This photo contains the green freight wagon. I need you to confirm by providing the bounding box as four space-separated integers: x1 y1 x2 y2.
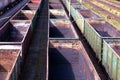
70 4 84 33
62 0 85 33
102 39 120 80
84 20 120 61
71 3 102 34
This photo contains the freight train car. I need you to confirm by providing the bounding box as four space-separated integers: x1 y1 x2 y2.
62 0 120 80
0 0 41 80
0 46 21 80
102 39 120 80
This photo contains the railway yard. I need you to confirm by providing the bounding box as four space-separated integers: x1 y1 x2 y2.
0 0 120 80
83 0 120 29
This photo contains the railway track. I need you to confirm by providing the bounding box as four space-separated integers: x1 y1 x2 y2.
83 0 120 28
106 0 120 8
95 0 120 14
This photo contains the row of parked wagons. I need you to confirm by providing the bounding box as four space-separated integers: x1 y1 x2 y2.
0 0 41 80
62 0 120 80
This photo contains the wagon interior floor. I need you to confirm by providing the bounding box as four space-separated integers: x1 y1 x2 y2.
49 40 98 80
0 49 19 80
49 19 78 38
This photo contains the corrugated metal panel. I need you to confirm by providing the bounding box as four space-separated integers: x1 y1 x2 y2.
70 6 76 20
63 1 85 33
107 49 112 76
117 60 120 80
102 42 108 70
65 0 70 12
71 5 84 33
102 39 120 80
112 54 117 80
84 21 102 60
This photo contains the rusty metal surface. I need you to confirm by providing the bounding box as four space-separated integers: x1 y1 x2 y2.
0 20 31 42
23 3 40 10
112 45 120 56
109 40 120 56
79 10 101 19
30 0 40 4
49 0 61 4
72 5 102 20
49 19 78 39
49 40 100 80
0 0 40 80
0 47 21 80
12 10 35 20
90 22 120 37
0 50 18 72
70 0 78 3
0 20 32 63
49 9 68 19
0 72 8 80
49 4 64 9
